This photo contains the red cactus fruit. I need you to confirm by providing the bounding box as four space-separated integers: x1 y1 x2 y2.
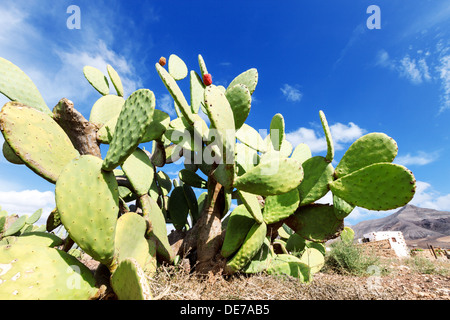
159 57 166 67
203 73 212 86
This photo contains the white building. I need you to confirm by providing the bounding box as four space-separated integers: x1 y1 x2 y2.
359 231 409 258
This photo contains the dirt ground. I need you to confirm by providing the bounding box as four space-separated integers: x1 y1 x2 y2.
148 258 450 300
80 253 449 300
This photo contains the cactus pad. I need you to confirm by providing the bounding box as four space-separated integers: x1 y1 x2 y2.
225 84 251 130
110 258 152 300
297 156 334 206
233 156 303 196
227 68 258 95
89 94 124 127
0 102 79 183
2 140 24 165
83 66 109 95
269 113 285 151
287 204 344 242
329 162 416 210
0 244 98 300
237 190 263 223
221 205 258 258
114 213 152 270
319 110 334 162
56 155 118 265
102 89 155 171
225 221 267 274
168 54 188 81
263 189 300 224
0 57 51 116
121 147 154 196
335 133 398 178
107 64 124 96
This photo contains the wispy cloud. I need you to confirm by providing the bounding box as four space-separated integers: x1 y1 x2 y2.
376 50 432 85
280 84 303 102
437 54 450 112
395 151 438 166
157 93 176 117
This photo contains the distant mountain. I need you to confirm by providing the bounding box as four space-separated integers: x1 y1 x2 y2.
351 205 450 248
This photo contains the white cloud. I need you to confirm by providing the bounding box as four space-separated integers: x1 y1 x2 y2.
0 189 55 225
395 151 438 166
286 127 326 153
280 84 303 102
286 122 366 153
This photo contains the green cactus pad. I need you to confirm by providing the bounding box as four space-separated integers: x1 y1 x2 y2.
110 258 152 300
114 213 151 270
332 194 355 219
168 54 188 81
3 215 27 237
286 233 306 252
297 156 334 206
56 155 118 265
25 209 42 225
227 68 258 95
335 133 398 178
155 62 196 125
183 184 199 222
190 70 205 114
107 64 124 96
237 190 263 223
287 204 344 242
0 102 80 183
263 189 300 225
0 244 98 300
0 57 51 116
89 94 124 127
225 84 251 130
2 140 24 165
225 221 267 274
236 123 267 153
269 113 285 151
235 143 259 176
290 143 312 164
329 163 416 211
83 65 109 95
204 84 236 161
299 248 324 274
221 205 256 258
178 169 207 189
168 186 190 230
102 89 155 171
242 237 274 274
1 232 63 247
233 156 303 196
141 195 174 263
198 54 209 78
121 147 154 196
98 109 169 144
319 110 334 162
266 254 311 282
340 226 355 244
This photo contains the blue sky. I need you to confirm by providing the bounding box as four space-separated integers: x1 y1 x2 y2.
0 0 449 225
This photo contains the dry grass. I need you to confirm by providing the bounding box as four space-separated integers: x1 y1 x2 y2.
146 257 450 300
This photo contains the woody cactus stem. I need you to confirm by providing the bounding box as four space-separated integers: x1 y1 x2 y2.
52 98 101 158
195 176 227 274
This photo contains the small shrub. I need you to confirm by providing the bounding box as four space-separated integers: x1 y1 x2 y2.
323 241 387 276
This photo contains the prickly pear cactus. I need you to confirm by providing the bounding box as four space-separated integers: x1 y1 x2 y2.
0 51 418 299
